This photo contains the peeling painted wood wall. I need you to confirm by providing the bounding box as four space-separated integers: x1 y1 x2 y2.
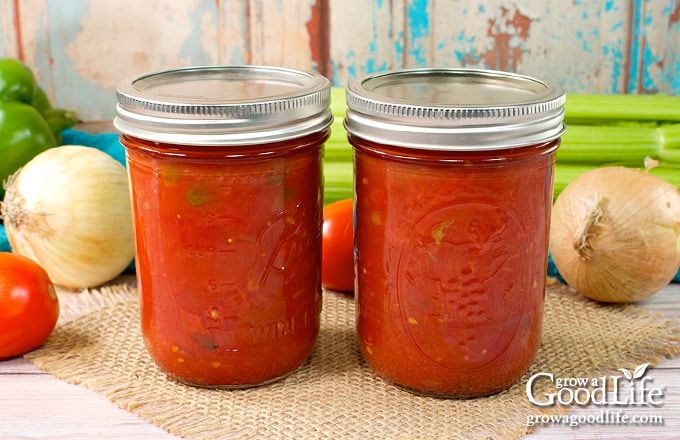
1 0 678 120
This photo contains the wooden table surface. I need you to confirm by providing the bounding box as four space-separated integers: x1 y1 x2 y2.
1 279 678 440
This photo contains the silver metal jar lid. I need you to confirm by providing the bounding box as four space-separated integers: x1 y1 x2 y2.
344 68 565 151
115 65 332 146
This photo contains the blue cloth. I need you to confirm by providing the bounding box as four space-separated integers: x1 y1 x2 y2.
0 226 7 253
0 129 678 282
547 253 565 283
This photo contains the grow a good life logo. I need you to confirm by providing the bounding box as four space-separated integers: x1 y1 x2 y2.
526 363 666 427
527 363 663 406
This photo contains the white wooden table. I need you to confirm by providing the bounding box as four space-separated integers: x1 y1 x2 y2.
1 278 678 440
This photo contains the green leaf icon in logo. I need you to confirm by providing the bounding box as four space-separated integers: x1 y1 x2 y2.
617 363 649 381
633 363 649 379
617 368 633 380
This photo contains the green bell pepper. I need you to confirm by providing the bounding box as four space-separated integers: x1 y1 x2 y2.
0 58 79 142
0 101 57 196
0 58 36 103
0 59 78 198
30 83 79 144
43 107 79 144
31 85 52 114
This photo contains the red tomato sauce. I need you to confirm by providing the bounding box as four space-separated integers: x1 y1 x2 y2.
122 131 327 387
352 136 558 397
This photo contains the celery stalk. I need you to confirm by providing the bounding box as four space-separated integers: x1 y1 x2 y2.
648 166 680 185
332 87 680 125
566 94 680 124
330 88 346 118
322 88 680 204
328 119 347 140
324 161 353 184
323 161 353 204
324 144 353 162
322 161 679 204
558 125 661 164
658 148 680 165
660 124 680 149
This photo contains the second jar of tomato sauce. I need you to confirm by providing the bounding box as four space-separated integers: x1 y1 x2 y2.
114 66 331 388
346 69 565 397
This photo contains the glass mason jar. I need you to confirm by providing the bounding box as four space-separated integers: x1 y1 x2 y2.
345 69 565 397
114 66 331 388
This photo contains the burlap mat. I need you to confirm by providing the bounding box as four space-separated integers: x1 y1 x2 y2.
24 283 680 440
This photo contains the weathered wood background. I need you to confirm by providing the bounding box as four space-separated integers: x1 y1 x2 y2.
0 0 678 120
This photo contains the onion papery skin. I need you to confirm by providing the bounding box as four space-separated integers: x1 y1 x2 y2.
550 167 680 303
2 146 134 289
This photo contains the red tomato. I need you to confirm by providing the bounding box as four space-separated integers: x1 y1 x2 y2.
0 253 59 359
322 198 355 292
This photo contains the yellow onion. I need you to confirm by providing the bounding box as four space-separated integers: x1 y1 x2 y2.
550 166 680 303
1 146 134 288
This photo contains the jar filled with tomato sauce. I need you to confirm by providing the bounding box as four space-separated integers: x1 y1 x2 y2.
345 69 565 397
114 66 331 388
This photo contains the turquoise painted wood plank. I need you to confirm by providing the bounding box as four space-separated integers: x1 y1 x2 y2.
50 0 222 120
596 0 631 93
404 0 432 67
660 0 680 95
17 0 54 104
0 1 18 59
638 0 680 94
214 0 250 65
393 0 406 69
665 1 680 94
329 0 403 86
430 0 632 94
248 0 319 71
627 0 645 93
1 0 679 121
517 0 631 94
331 0 643 94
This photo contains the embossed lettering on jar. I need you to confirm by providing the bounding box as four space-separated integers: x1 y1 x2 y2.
115 66 331 388
345 68 566 397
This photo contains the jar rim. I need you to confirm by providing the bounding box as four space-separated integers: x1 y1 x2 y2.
114 65 332 146
345 68 565 151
